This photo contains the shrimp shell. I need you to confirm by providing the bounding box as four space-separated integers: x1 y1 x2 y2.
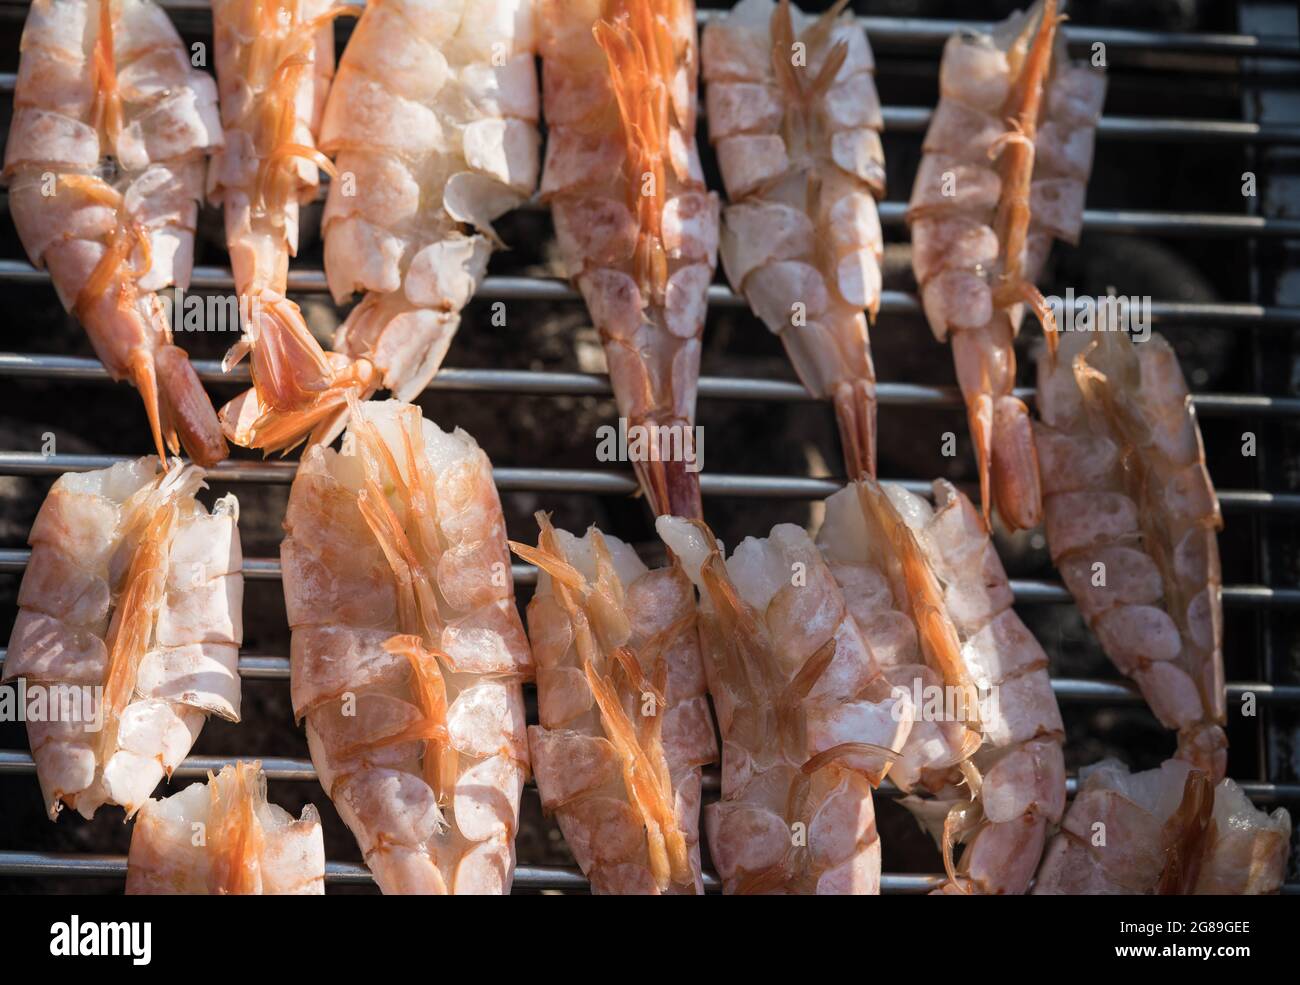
314 0 540 429
819 478 1065 894
210 0 379 453
907 0 1105 530
704 0 883 480
4 0 228 466
542 0 720 519
658 515 912 894
512 516 716 893
282 399 532 894
1032 759 1291 895
2 457 243 820
126 761 325 894
1035 328 1227 780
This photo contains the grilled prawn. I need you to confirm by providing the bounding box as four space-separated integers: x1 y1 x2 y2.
1035 328 1227 780
1033 759 1290 895
818 478 1065 894
658 515 912 894
4 0 227 466
2 457 242 819
511 516 716 893
704 0 884 479
282 399 532 894
299 0 540 444
126 761 325 894
542 0 719 519
210 0 374 453
907 0 1105 529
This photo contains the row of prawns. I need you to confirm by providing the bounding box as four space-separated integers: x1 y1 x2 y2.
1 0 1289 894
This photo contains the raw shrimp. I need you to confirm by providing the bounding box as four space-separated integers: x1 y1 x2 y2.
704 0 884 479
304 0 539 441
511 515 716 893
542 0 719 519
1035 328 1227 780
281 399 531 894
1033 758 1291 894
907 0 1106 529
1 457 242 820
210 0 376 453
658 515 912 894
126 761 325 894
818 478 1065 894
4 0 227 466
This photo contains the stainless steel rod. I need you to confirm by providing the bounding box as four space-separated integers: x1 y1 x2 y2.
3 261 1299 325
3 353 1299 417
0 454 1293 513
4 646 1294 701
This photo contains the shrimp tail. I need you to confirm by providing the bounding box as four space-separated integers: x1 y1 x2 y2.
634 448 703 521
833 378 877 480
131 346 229 469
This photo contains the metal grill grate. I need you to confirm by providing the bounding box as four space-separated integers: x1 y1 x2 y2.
0 0 1297 894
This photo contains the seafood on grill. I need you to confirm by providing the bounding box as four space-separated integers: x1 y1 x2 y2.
703 0 884 479
542 0 720 519
282 399 532 894
907 0 1106 529
818 478 1065 894
4 0 227 466
657 514 913 894
273 0 541 447
1035 327 1227 780
2 457 243 820
210 0 375 453
126 761 325 894
1033 758 1291 894
510 515 717 893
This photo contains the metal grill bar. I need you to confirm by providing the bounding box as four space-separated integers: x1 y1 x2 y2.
3 261 1300 326
0 1 1293 58
2 68 1297 146
3 353 1299 417
1 454 1295 513
0 546 1293 606
2 646 1294 701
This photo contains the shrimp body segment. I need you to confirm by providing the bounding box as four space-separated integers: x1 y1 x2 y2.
126 761 325 894
512 516 717 893
4 0 228 466
315 0 540 423
819 478 1065 894
703 0 884 479
658 515 912 894
542 0 720 519
1035 329 1227 780
2 457 243 820
907 0 1105 529
282 399 532 894
210 0 375 453
1033 759 1291 895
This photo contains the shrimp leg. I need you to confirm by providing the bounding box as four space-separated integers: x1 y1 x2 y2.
704 0 884 479
4 0 227 466
542 0 719 519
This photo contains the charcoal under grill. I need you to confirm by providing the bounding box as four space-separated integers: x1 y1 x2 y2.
0 0 1297 894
